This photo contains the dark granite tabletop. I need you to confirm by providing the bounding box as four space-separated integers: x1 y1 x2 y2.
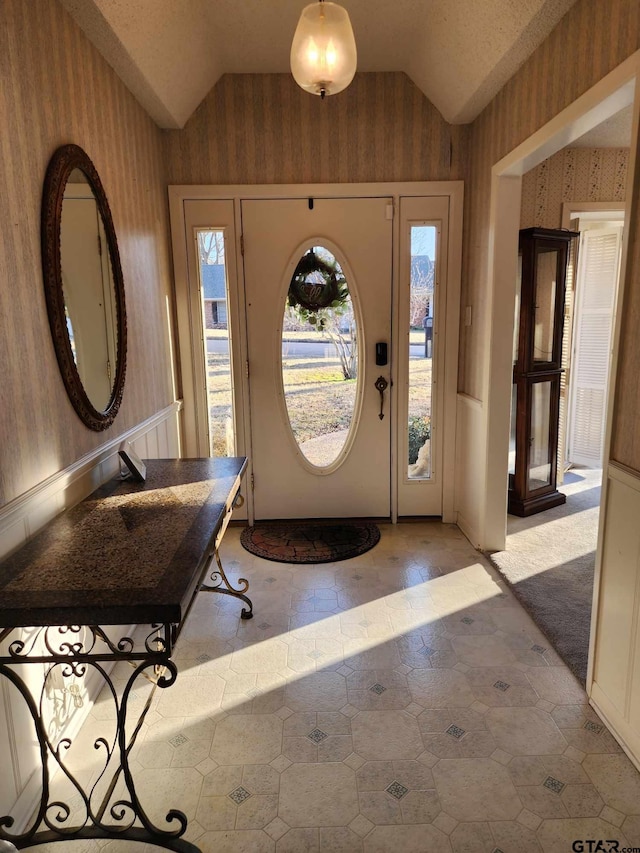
0 458 247 629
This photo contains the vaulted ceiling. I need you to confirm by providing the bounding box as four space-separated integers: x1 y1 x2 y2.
60 0 580 129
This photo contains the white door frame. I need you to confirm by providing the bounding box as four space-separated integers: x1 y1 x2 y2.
169 181 463 524
477 53 639 554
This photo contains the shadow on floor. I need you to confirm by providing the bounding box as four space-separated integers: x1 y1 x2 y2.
487 467 602 684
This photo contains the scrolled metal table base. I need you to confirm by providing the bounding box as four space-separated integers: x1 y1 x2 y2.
0 624 200 852
200 549 253 620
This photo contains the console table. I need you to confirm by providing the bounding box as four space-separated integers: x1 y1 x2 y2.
0 457 250 851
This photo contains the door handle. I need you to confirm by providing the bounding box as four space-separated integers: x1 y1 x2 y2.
375 376 389 420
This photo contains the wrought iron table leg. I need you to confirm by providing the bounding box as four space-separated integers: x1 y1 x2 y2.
199 550 253 619
0 625 201 852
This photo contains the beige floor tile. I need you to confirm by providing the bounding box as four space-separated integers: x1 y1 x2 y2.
536 817 630 851
466 666 540 707
622 814 640 841
451 634 519 667
358 789 403 824
351 710 423 759
433 758 522 821
525 667 588 705
583 753 640 815
560 783 605 817
449 821 495 852
319 826 364 851
132 766 203 823
211 714 283 765
408 668 476 708
363 824 453 852
155 675 225 718
278 763 359 827
489 820 543 851
284 671 348 711
485 707 567 755
508 755 589 787
230 639 289 674
198 829 275 853
276 827 319 852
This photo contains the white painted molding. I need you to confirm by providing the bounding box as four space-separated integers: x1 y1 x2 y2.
590 687 640 774
588 463 640 769
456 392 483 412
454 393 486 549
607 460 640 492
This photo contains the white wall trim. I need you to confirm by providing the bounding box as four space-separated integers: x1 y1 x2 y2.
607 460 640 492
456 392 483 412
561 202 626 228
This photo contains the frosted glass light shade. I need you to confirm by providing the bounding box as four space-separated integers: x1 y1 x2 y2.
290 2 357 98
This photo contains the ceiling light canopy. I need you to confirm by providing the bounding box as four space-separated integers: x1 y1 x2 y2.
290 1 357 99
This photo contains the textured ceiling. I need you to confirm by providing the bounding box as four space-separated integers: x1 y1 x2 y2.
571 104 633 148
60 0 580 129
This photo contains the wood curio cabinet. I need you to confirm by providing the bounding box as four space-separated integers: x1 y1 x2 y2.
508 227 578 517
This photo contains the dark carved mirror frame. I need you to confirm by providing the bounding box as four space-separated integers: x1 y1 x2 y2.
41 144 127 431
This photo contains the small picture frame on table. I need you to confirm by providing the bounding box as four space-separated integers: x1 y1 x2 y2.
118 442 147 482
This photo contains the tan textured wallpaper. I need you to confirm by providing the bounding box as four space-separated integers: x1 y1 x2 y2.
521 147 629 229
463 0 640 473
165 72 468 186
0 0 173 506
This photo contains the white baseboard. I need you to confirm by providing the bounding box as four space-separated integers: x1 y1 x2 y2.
590 686 640 774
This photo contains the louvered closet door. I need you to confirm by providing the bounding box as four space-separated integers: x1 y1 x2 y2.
568 226 622 467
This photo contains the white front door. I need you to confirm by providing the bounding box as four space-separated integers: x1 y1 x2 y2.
242 197 393 519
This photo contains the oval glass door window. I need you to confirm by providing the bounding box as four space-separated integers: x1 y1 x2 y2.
282 247 359 468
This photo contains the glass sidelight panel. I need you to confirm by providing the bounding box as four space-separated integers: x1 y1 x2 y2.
281 246 358 468
196 230 236 457
407 225 436 479
529 380 552 490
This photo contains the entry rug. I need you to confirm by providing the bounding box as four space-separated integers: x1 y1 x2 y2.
240 521 380 564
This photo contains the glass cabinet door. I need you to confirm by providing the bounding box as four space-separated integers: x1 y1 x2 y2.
528 379 553 491
533 247 559 364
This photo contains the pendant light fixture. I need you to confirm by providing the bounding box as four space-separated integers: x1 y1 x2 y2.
290 1 357 99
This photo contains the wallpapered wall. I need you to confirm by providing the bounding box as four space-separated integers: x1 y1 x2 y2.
464 0 640 472
0 0 173 507
521 147 629 229
164 72 468 186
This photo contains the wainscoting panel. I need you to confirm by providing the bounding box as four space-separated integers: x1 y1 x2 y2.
590 462 640 769
454 393 486 548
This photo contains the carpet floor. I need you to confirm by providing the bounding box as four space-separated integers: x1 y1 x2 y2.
486 467 601 685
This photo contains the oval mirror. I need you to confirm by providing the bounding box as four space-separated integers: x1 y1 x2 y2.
41 144 127 430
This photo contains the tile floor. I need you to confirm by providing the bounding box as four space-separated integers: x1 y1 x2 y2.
30 522 640 851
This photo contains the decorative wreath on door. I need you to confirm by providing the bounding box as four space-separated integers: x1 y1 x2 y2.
288 249 343 311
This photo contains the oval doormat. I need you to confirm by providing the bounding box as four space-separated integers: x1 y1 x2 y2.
240 521 380 564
